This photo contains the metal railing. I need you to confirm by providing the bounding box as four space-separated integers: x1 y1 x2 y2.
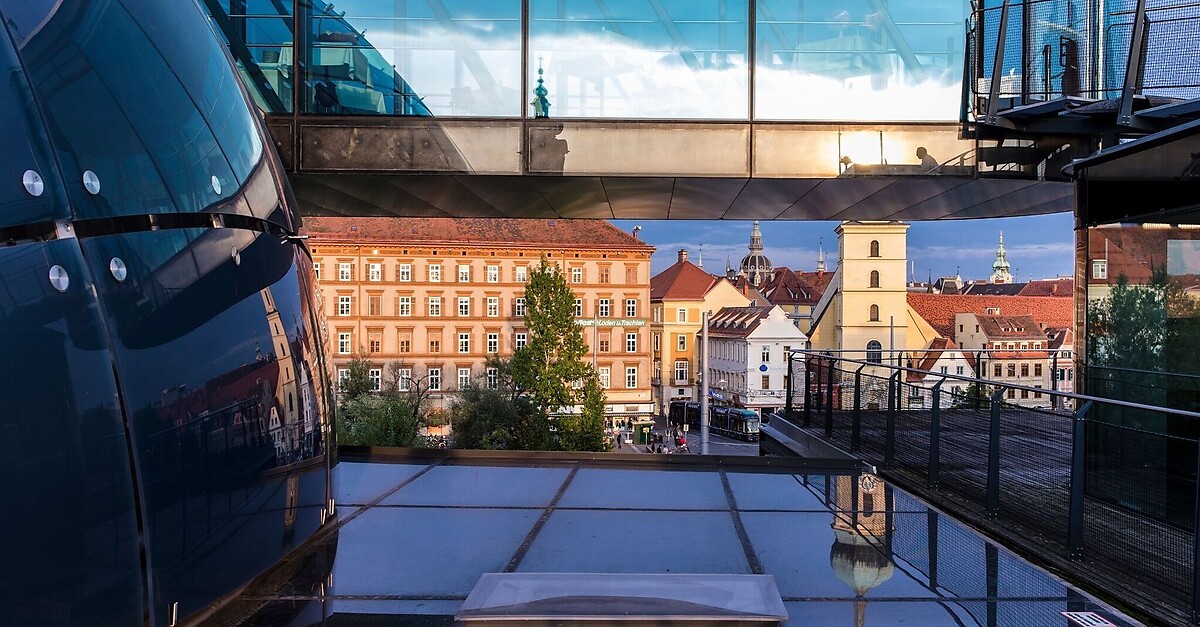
780 348 1200 624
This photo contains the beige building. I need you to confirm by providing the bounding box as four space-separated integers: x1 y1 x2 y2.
304 217 655 426
649 250 754 414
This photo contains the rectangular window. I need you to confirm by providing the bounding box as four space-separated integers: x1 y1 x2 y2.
625 267 637 283
761 345 770 362
677 308 687 322
761 374 770 389
397 296 412 317
368 331 382 354
1020 363 1029 377
487 297 500 317
515 266 527 283
598 299 610 317
1034 386 1043 398
338 262 351 281
1092 259 1108 280
1034 363 1043 377
653 307 662 323
486 367 498 389
313 261 321 279
429 336 442 353
429 264 441 282
398 263 412 282
674 360 688 382
368 368 382 391
599 333 610 352
458 296 470 317
956 365 964 375
626 332 637 353
368 262 381 282
940 366 948 374
458 332 470 353
337 368 349 385
514 297 526 317
458 367 471 389
368 295 381 316
653 333 661 353
574 299 583 316
626 299 637 317
487 332 499 354
428 297 442 317
428 368 441 391
458 265 470 283
1007 364 1016 377
514 332 527 349
994 364 1002 377
397 368 412 391
625 366 637 389
338 295 352 316
599 367 610 389
599 267 610 284
398 332 412 353
337 332 351 354
571 267 583 283
486 265 499 283
1007 388 1016 399
1020 388 1029 399
677 335 687 352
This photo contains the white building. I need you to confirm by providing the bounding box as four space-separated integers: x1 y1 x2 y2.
703 306 809 416
903 338 976 408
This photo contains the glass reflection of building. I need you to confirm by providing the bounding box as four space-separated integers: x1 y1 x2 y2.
0 1 333 626
830 474 895 627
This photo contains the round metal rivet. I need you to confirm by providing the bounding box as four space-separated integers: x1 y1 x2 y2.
109 257 128 282
49 265 69 292
82 170 101 195
22 170 44 196
211 175 222 195
232 246 241 266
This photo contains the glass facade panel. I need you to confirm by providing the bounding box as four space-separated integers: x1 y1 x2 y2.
306 0 520 116
201 0 296 113
529 0 749 119
756 0 966 120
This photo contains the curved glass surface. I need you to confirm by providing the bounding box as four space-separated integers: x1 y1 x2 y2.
529 0 749 119
0 239 144 627
82 227 328 622
4 0 274 223
756 0 966 121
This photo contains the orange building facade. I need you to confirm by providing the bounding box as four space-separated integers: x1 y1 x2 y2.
304 217 655 426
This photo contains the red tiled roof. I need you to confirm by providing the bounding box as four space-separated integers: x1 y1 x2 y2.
651 259 719 301
705 306 775 338
758 267 831 306
977 314 1044 340
907 293 1074 338
303 217 652 250
906 337 961 382
1018 278 1074 297
1085 225 1200 286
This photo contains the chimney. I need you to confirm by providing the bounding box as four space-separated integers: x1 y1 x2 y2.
678 249 689 263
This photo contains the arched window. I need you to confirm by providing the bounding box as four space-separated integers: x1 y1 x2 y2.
869 304 879 321
869 240 880 257
869 270 880 288
866 340 883 364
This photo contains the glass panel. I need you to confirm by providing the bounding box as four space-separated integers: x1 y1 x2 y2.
300 119 521 173
380 465 571 507
756 0 967 120
305 0 521 116
200 0 296 113
557 468 728 509
529 0 749 119
528 121 749 175
753 123 973 178
336 461 430 505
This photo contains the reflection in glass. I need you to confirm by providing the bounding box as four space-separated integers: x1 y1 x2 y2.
201 0 296 113
305 0 519 116
530 0 749 119
829 474 894 625
756 0 966 120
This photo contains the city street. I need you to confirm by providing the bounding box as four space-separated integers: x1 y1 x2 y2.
613 416 761 457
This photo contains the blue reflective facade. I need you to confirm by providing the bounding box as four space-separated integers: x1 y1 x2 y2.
0 1 334 625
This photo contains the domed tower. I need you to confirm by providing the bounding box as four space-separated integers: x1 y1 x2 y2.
830 474 895 627
739 221 774 286
990 231 1013 284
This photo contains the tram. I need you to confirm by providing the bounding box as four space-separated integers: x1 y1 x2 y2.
667 401 761 442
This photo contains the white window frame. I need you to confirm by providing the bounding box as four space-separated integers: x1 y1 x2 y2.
428 297 442 317
313 261 321 279
1092 259 1108 280
458 296 470 317
677 308 687 322
574 299 583 317
625 367 637 389
571 267 584 283
398 263 412 282
598 299 610 317
514 332 527 349
368 368 382 391
761 345 770 362
397 296 412 317
677 335 687 352
428 368 441 391
626 332 637 353
337 368 349 385
486 265 499 283
337 332 351 354
487 332 499 354
338 295 352 317
599 367 610 389
487 297 499 317
397 368 412 391
626 299 637 317
486 367 499 388
367 262 382 282
338 262 351 281
458 367 471 389
515 266 527 283
458 265 470 283
429 264 441 283
515 297 527 317
458 332 471 353
674 360 688 382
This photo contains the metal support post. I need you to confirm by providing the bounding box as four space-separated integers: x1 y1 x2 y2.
824 357 835 437
885 371 899 467
700 311 710 455
985 0 1012 124
1192 436 1200 621
986 387 1007 517
975 351 984 412
1051 352 1059 411
852 364 865 451
1067 401 1093 559
784 352 794 417
1117 0 1149 127
803 357 812 427
929 378 945 489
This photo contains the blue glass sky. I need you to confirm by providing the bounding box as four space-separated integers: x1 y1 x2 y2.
614 212 1076 283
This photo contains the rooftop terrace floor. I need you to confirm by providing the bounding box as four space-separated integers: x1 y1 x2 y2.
202 452 1140 626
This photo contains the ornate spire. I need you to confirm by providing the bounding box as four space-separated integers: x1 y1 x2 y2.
816 236 826 273
990 231 1013 284
749 220 764 252
697 243 704 269
531 56 550 118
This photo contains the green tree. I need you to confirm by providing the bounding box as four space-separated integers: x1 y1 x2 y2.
337 394 420 447
1087 270 1169 373
562 374 608 451
449 378 550 451
339 350 374 401
511 258 593 415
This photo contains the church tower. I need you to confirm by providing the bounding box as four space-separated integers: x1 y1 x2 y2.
989 231 1013 284
738 221 774 287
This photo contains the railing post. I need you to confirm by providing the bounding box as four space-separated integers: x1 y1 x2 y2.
852 364 865 451
1192 434 1200 622
1067 401 1093 559
803 357 812 427
1117 0 1149 127
930 378 946 489
825 358 835 437
975 351 984 412
985 0 1012 125
1051 352 1059 411
784 352 795 418
885 371 899 467
986 387 1007 517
